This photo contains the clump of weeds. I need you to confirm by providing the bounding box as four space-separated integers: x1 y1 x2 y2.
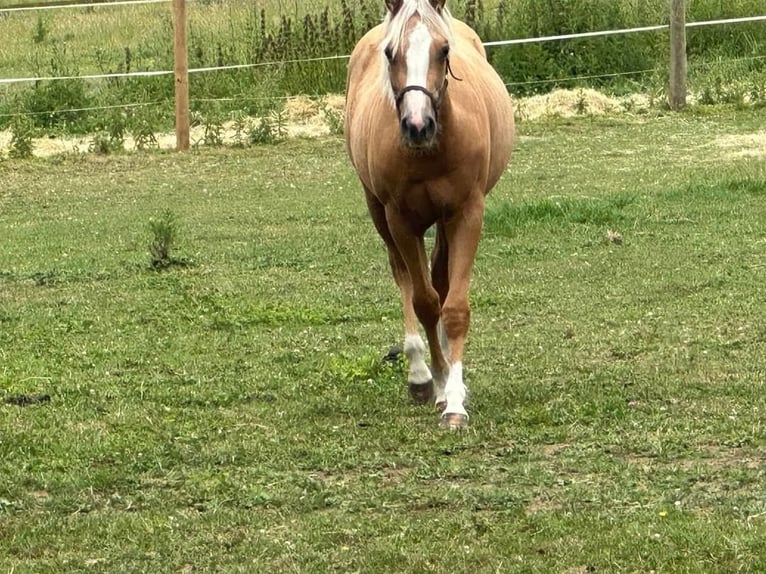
148 210 191 270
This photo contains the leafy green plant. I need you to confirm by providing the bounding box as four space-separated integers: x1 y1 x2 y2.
270 108 287 140
249 116 277 145
88 132 112 155
248 109 287 145
322 104 344 136
201 114 225 147
32 15 48 44
8 115 35 159
88 128 124 155
21 79 91 131
575 90 589 115
131 119 159 151
106 110 127 147
230 110 251 147
148 210 181 270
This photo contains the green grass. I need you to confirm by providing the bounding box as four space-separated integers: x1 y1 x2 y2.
2 108 766 572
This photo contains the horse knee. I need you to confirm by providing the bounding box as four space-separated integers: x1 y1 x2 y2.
441 302 470 339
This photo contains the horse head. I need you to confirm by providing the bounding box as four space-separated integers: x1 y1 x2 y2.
382 0 457 149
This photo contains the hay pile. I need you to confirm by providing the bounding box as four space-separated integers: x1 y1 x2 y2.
283 94 345 138
515 89 652 121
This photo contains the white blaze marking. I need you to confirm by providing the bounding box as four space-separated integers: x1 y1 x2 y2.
403 21 432 128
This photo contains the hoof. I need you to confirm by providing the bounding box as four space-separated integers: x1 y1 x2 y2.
435 400 447 413
408 381 434 405
440 412 469 431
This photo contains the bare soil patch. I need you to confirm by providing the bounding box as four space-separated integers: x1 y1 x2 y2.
713 131 766 159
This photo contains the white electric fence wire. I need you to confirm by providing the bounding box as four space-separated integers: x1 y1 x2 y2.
0 15 764 85
0 55 352 85
0 0 169 13
483 15 766 47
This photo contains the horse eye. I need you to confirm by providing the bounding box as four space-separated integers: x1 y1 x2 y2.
384 46 394 62
440 45 450 60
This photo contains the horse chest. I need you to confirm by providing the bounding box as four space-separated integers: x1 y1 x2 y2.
377 176 466 229
377 152 474 201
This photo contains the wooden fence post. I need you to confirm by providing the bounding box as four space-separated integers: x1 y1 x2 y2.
669 0 687 110
173 0 190 150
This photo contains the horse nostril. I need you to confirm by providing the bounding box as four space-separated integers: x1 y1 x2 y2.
424 116 436 137
401 117 421 140
400 114 436 144
411 123 423 140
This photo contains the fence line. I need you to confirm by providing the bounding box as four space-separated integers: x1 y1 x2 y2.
686 15 766 28
0 55 353 85
505 68 658 88
483 14 766 47
483 25 666 47
1 49 762 121
0 100 163 118
1 13 764 86
0 0 168 13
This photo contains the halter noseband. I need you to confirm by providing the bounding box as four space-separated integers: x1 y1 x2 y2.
393 58 462 119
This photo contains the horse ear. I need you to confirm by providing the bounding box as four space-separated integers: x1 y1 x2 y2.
385 0 403 15
430 0 447 12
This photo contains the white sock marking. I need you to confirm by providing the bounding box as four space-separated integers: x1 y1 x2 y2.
404 334 431 385
443 361 467 417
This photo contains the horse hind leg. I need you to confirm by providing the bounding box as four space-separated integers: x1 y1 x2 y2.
365 190 434 404
431 222 451 412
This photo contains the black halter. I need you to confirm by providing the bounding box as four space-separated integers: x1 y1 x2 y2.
393 58 462 120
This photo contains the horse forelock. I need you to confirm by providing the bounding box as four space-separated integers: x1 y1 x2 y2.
379 0 454 105
381 0 453 54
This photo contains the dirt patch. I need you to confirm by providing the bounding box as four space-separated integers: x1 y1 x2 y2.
525 493 564 514
313 465 413 487
618 446 765 472
541 443 570 457
4 394 51 407
712 132 766 159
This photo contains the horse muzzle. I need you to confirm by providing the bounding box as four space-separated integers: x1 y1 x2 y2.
400 113 437 148
396 85 442 148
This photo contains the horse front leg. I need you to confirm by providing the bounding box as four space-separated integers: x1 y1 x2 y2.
365 190 434 403
384 206 451 416
438 196 485 430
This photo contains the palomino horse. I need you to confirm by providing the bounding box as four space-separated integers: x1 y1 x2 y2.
344 0 514 429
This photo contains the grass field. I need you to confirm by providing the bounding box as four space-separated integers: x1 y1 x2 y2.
2 107 766 572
